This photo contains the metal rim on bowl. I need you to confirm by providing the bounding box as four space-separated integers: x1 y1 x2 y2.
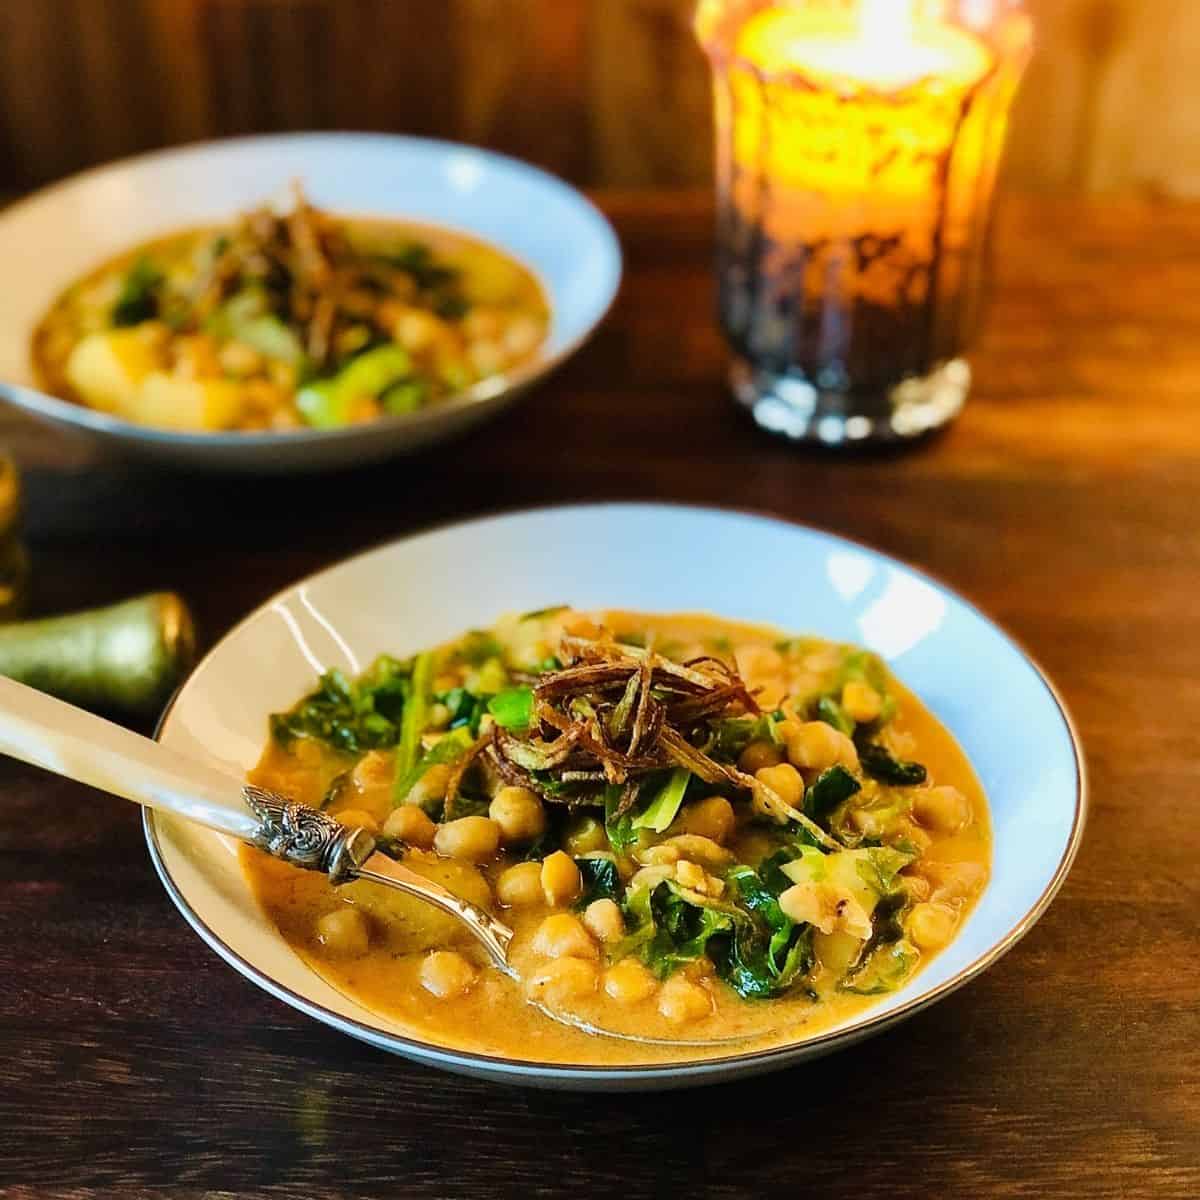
145 502 1087 1085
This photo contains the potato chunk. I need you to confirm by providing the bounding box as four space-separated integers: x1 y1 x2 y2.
65 328 162 414
133 372 244 431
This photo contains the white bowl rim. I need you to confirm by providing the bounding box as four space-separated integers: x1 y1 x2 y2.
0 131 622 447
144 501 1087 1082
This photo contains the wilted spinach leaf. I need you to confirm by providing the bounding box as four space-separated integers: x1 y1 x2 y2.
816 695 855 736
858 742 928 786
804 765 861 820
112 257 164 326
604 783 639 854
270 660 410 754
574 857 622 908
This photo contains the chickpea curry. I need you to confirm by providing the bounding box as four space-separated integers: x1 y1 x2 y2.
33 186 548 433
244 609 990 1064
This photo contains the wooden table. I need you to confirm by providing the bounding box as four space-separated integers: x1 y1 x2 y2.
0 193 1196 1199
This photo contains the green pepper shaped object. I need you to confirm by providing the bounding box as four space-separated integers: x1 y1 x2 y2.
0 592 196 718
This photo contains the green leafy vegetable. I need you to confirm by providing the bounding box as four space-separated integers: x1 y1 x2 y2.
721 923 814 1000
456 631 503 667
392 726 473 809
112 257 164 326
709 713 781 761
855 846 917 896
816 695 855 736
858 742 928 786
619 883 734 978
604 783 639 854
835 649 891 695
840 939 918 995
269 659 410 754
631 768 691 833
394 651 434 790
437 687 487 734
804 765 862 820
620 874 816 1001
574 857 622 908
487 687 534 732
381 377 429 414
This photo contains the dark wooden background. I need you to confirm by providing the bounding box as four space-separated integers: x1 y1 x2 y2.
0 190 1196 1197
2 0 1199 196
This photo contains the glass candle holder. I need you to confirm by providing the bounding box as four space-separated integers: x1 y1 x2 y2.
696 0 1033 444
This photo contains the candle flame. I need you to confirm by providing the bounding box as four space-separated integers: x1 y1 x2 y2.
858 0 915 47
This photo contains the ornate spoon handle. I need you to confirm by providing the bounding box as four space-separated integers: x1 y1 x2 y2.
0 676 514 966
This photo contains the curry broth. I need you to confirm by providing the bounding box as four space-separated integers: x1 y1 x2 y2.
33 205 549 432
242 611 990 1065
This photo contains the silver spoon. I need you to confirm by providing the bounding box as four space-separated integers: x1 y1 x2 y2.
0 676 755 1049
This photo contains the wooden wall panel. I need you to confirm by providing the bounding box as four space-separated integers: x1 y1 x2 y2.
0 0 1194 195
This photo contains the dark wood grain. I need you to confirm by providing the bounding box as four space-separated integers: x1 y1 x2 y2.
0 192 1198 1199
1 0 1199 196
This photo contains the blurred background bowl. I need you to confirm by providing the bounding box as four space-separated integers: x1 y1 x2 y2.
0 133 621 472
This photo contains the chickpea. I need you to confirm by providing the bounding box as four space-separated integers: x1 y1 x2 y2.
315 907 370 957
382 805 436 848
267 359 297 392
681 956 715 981
784 721 859 773
673 795 736 844
392 308 444 354
540 850 582 906
901 872 932 903
604 959 658 1004
292 738 324 768
419 950 478 999
582 899 624 944
488 786 547 844
738 739 784 774
897 820 933 853
563 815 609 856
755 762 805 809
426 702 452 730
912 786 970 834
405 762 453 811
532 912 598 960
463 308 505 340
924 861 988 904
909 902 958 951
332 808 380 835
503 314 543 359
433 816 502 863
841 680 883 723
496 861 544 907
468 338 506 377
351 749 394 796
218 339 263 377
657 975 713 1025
526 957 598 1007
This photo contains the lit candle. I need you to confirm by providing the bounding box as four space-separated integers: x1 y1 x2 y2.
696 0 1032 443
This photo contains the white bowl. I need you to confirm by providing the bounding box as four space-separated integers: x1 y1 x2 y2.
147 504 1085 1089
0 134 621 472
